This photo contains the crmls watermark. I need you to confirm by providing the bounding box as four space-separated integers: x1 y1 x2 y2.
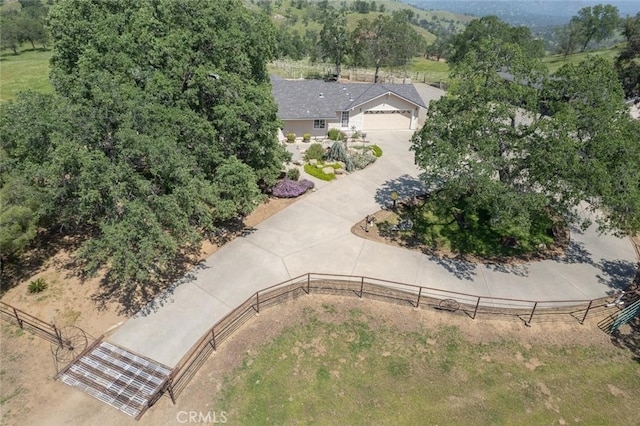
176 411 228 424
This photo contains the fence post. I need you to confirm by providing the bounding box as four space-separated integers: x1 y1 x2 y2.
416 287 422 309
580 300 593 325
256 292 260 314
210 329 217 351
52 323 64 347
13 307 23 328
307 273 310 294
472 296 481 320
167 385 176 404
359 277 364 298
526 302 537 326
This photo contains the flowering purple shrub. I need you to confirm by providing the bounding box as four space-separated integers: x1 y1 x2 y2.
272 179 315 198
299 179 314 190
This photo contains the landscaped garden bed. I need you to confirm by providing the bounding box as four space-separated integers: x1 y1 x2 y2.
352 195 569 264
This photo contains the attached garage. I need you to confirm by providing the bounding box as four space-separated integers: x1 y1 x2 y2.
363 109 413 130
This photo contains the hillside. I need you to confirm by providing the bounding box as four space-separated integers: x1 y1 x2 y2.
405 1 640 29
244 0 474 44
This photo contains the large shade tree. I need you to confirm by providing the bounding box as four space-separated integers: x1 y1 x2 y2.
448 16 544 66
0 0 289 301
319 8 350 80
351 11 423 83
570 3 620 52
411 29 640 245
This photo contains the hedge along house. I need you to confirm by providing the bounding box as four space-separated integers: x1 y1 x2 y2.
271 76 427 139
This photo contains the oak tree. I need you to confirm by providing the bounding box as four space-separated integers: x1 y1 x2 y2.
0 0 289 299
411 32 640 244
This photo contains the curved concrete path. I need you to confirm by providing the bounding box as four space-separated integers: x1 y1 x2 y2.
110 128 637 368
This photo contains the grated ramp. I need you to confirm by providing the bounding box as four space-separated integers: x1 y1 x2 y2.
58 341 172 418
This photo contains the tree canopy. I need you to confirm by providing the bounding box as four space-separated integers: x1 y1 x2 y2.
616 12 640 99
448 16 544 66
0 0 289 301
319 8 350 80
411 30 640 244
0 0 49 53
570 3 620 52
352 11 423 83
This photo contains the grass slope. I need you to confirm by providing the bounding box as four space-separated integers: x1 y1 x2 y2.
543 45 623 73
217 305 638 425
0 48 52 103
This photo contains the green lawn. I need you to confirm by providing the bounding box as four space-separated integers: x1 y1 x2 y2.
543 45 624 74
407 56 451 84
216 304 638 425
0 48 53 103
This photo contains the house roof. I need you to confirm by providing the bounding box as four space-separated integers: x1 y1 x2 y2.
270 76 427 120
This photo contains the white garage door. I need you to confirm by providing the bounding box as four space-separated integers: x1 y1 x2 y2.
363 110 412 130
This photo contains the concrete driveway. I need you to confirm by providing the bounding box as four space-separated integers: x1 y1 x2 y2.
110 129 637 368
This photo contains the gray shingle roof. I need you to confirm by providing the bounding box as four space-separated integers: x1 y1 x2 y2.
270 76 427 120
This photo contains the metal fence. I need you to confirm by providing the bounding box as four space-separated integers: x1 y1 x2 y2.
164 272 620 402
0 301 64 346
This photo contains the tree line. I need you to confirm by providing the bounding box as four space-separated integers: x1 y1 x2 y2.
0 0 49 54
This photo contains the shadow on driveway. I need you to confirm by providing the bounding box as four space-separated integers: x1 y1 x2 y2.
375 174 426 208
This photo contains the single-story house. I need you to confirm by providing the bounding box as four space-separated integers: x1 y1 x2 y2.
271 76 427 139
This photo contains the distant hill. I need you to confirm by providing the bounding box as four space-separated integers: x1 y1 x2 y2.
243 0 474 43
404 1 640 29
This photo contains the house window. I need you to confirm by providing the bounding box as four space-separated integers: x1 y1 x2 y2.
341 111 349 128
313 119 326 129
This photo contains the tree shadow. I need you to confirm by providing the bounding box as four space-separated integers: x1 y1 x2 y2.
135 262 210 317
610 314 640 363
90 216 255 316
424 253 477 281
374 174 426 209
484 262 529 277
0 228 88 296
596 260 639 291
554 240 595 265
89 253 206 317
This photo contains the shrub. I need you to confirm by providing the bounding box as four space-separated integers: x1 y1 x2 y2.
299 179 315 190
327 128 345 141
286 132 295 142
302 133 311 142
327 141 354 172
352 151 377 170
370 144 383 157
286 168 300 181
28 278 48 294
272 179 315 198
304 164 335 181
304 143 325 161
